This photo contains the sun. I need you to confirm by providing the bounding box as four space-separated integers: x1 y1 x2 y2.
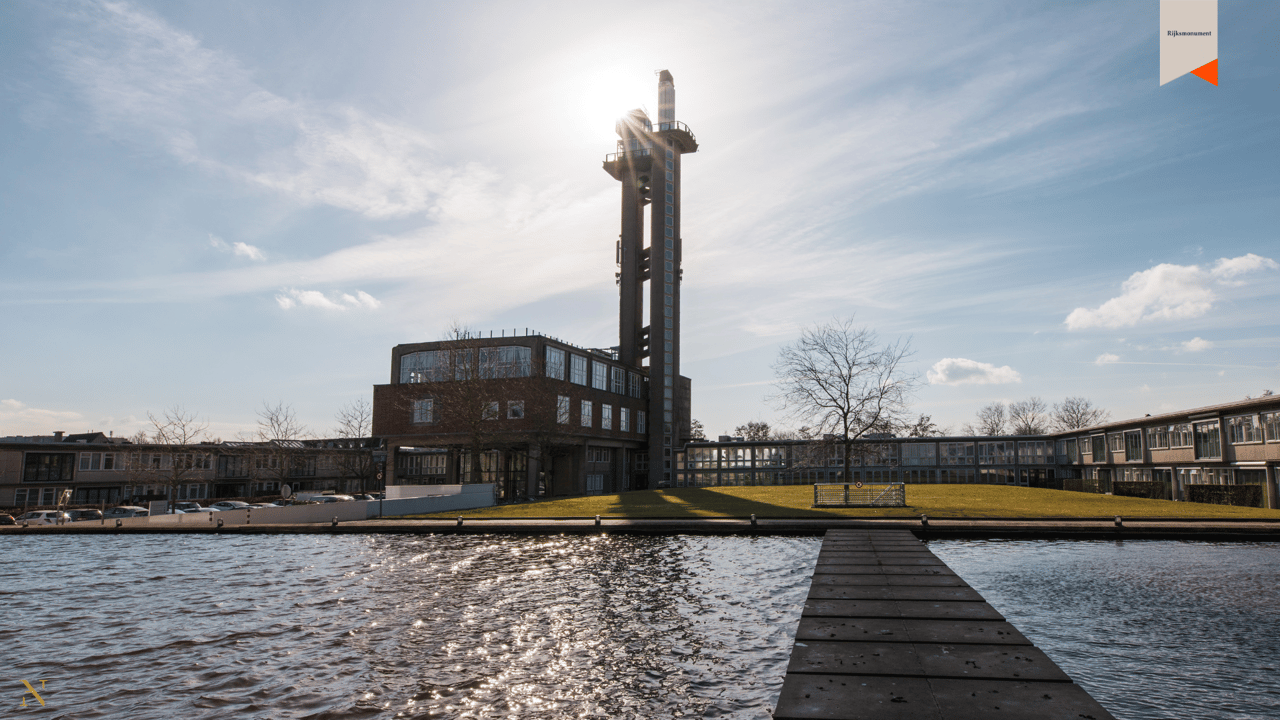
556 63 660 145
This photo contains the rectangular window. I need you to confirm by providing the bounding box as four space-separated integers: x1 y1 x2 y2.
484 401 500 420
1091 435 1107 460
611 367 626 394
1194 421 1221 459
638 410 646 435
1079 438 1091 456
620 407 631 432
602 404 613 430
570 355 588 385
1146 426 1168 449
629 372 642 398
581 400 593 427
1108 433 1124 453
901 443 936 466
545 346 566 380
592 361 608 390
22 453 74 483
1066 439 1079 463
1170 423 1193 448
557 396 570 424
507 401 525 420
938 443 974 466
1017 440 1049 464
1124 432 1142 462
977 442 1014 465
411 398 434 424
400 350 450 383
1264 412 1280 442
1227 415 1262 444
479 346 532 379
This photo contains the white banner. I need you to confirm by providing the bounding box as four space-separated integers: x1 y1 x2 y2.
1160 1 1217 86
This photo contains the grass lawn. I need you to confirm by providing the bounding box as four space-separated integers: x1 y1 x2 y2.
407 485 1280 520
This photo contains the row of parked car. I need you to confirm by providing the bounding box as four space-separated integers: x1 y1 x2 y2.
1 494 380 525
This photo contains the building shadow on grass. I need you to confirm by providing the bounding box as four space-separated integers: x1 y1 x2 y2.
606 487 853 518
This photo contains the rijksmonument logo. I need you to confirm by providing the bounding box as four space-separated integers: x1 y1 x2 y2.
1161 0 1218 86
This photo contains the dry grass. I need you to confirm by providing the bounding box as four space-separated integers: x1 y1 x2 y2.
408 485 1280 520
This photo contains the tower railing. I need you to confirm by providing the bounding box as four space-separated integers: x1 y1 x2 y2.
655 121 695 141
603 148 653 163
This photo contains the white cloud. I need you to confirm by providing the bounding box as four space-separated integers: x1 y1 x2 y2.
1095 353 1120 365
1181 337 1213 352
0 398 86 435
232 242 265 261
927 358 1022 386
54 1 463 219
1065 254 1278 330
210 234 265 261
275 288 380 311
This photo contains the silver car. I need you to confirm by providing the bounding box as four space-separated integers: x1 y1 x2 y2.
17 510 72 525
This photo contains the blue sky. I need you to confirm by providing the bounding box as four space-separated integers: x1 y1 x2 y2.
2 0 1277 440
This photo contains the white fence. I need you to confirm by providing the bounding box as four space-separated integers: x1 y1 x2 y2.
813 482 907 508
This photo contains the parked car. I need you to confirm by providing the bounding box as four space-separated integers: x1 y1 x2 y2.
67 509 104 522
352 494 376 502
103 506 149 518
311 495 355 503
174 502 206 513
17 510 72 525
0 513 14 525
209 501 250 512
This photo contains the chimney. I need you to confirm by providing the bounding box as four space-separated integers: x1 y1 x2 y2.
53 431 65 440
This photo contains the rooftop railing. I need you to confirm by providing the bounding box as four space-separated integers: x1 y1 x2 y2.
603 148 652 163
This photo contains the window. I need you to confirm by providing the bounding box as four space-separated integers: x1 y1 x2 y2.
620 407 630 433
484 401 500 420
1263 412 1280 442
479 346 532 379
601 404 613 430
570 355 588 385
592 361 608 390
557 396 570 424
1227 415 1262 444
590 448 612 463
1193 421 1221 459
79 452 118 471
1169 424 1192 448
611 367 626 394
977 442 1014 465
1018 441 1050 464
545 346 566 380
629 373 642 398
581 400 592 427
1107 433 1124 453
1079 438 1091 456
1091 435 1107 460
1146 426 1168 449
412 398 434 424
939 443 974 466
1124 432 1142 462
901 443 935 466
507 401 525 420
638 411 646 434
400 350 450 383
22 453 74 483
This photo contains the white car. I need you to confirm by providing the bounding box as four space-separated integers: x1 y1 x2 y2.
16 510 72 525
311 495 355 503
103 506 149 518
209 501 250 512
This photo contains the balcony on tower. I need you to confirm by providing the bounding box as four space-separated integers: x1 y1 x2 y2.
654 120 698 154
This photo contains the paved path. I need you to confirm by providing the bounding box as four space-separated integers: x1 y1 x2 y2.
772 528 1116 720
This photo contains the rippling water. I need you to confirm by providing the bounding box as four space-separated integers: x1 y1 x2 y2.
931 539 1280 720
1 534 819 719
5 536 1280 719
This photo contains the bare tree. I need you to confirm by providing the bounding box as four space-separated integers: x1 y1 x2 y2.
255 401 310 491
733 421 772 441
1051 397 1111 431
334 397 373 438
964 402 1008 436
905 414 945 437
1008 397 1051 435
772 317 918 474
123 406 211 510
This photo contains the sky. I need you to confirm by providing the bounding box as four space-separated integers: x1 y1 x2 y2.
2 0 1277 441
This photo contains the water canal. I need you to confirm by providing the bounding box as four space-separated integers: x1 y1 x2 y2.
3 535 1278 719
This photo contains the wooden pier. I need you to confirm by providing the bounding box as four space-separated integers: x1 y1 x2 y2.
773 529 1116 719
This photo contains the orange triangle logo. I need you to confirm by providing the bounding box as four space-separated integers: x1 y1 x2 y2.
1191 59 1218 85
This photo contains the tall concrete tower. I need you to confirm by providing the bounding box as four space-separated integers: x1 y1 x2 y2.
603 70 697 489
